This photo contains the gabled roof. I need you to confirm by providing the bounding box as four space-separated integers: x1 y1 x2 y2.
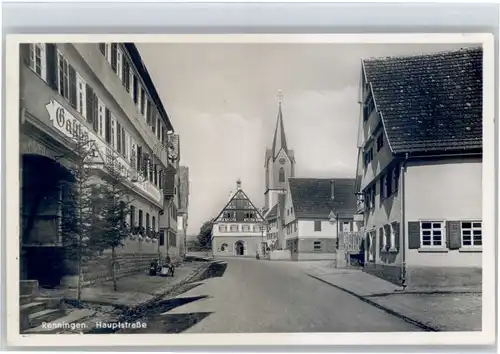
288 178 357 219
213 189 265 223
362 47 483 154
265 203 279 219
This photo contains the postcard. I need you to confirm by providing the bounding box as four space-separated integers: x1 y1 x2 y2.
5 33 496 347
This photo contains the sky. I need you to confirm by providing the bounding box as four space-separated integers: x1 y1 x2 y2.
136 42 467 236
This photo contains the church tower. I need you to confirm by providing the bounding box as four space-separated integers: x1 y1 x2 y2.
264 91 295 212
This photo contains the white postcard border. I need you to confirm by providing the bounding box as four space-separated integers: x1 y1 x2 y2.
5 33 496 347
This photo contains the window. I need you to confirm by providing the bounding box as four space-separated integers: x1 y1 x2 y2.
110 43 118 72
122 58 130 92
221 243 228 252
379 175 387 201
136 146 142 173
313 241 322 251
380 227 385 249
140 88 146 116
138 209 143 228
169 232 177 247
130 205 136 227
420 221 444 247
152 216 156 232
132 75 139 104
461 221 482 247
99 43 106 56
76 74 87 117
156 118 161 140
364 147 374 166
390 223 397 250
110 115 116 149
343 221 350 232
376 133 384 152
105 108 111 143
153 163 158 186
314 220 322 232
242 225 250 232
394 163 400 191
279 167 285 183
230 225 238 232
159 230 165 246
98 99 105 138
85 84 96 125
146 213 150 231
57 52 70 100
116 48 123 81
385 168 393 197
219 224 227 232
29 43 46 79
122 127 127 158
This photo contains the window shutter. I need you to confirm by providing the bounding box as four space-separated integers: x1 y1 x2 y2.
384 224 391 249
92 92 99 132
68 65 77 108
393 222 400 250
408 221 421 249
85 84 94 124
45 43 58 89
378 228 384 252
446 221 461 250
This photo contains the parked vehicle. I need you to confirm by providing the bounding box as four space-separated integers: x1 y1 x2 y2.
149 259 161 276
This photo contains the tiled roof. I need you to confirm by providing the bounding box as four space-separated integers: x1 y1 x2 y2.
289 178 357 219
363 47 483 153
266 204 279 219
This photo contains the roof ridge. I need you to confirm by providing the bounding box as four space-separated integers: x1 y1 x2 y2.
362 46 482 63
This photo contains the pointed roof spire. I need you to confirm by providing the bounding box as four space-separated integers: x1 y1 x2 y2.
272 90 288 158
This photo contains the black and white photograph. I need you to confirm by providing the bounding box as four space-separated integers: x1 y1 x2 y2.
5 33 495 347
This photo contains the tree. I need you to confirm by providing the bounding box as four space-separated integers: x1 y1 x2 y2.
97 149 135 291
60 134 106 305
196 220 213 250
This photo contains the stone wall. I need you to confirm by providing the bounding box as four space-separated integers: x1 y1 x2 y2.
268 250 291 261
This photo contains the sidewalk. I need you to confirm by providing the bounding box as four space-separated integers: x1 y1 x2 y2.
27 261 210 334
303 263 482 331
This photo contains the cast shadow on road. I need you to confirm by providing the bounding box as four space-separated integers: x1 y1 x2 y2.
150 295 210 315
198 261 228 281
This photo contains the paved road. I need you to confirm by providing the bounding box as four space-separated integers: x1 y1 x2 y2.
121 258 423 333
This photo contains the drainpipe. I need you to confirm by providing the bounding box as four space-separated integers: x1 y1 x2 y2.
400 152 409 289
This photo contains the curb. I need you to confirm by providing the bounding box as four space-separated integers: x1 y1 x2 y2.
307 274 438 332
117 262 211 322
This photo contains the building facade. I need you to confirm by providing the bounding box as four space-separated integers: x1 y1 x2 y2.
283 178 358 261
212 180 266 257
20 42 175 287
159 134 180 260
355 47 483 289
177 166 190 258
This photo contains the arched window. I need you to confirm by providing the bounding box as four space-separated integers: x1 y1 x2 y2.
279 167 285 182
221 243 228 252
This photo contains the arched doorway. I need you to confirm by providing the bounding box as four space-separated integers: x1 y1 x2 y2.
235 241 245 256
21 154 75 287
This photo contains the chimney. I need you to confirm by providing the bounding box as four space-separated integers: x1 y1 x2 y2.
236 178 242 190
330 180 335 200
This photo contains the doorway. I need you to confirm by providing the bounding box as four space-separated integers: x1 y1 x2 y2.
235 241 245 256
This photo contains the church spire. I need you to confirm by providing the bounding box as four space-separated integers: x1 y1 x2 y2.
271 90 288 158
